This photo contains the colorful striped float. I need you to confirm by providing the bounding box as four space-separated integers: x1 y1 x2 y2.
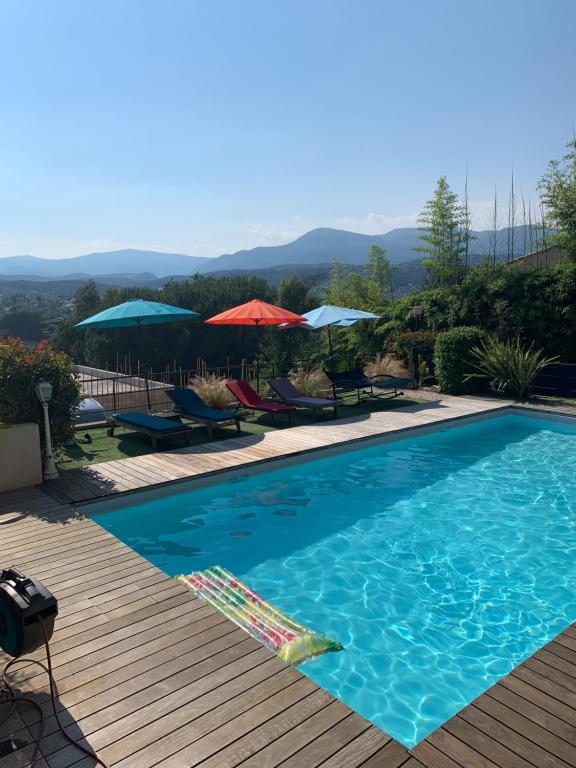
178 565 343 665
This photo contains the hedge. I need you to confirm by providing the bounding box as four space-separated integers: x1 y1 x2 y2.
434 327 488 395
0 337 82 451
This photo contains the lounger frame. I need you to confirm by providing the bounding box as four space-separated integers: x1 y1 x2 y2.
108 415 196 450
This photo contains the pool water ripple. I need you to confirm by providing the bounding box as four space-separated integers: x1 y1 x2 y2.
92 413 576 747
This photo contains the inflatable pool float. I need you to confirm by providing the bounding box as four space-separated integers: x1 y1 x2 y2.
178 565 343 665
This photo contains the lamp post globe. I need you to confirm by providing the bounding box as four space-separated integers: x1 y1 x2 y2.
35 379 59 481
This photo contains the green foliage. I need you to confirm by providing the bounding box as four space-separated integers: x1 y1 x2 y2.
412 354 433 389
276 275 319 316
73 279 101 321
0 337 82 450
539 139 576 259
414 176 472 287
434 327 488 395
387 329 438 387
383 263 576 363
0 306 44 340
465 338 558 400
323 257 391 359
388 329 438 367
367 246 396 301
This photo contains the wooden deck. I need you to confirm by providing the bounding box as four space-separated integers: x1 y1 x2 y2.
2 395 576 767
48 395 508 504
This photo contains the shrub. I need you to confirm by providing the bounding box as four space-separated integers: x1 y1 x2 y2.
434 327 488 395
465 338 558 400
190 374 235 410
0 337 82 450
388 330 439 369
412 354 434 389
288 367 330 397
388 329 439 387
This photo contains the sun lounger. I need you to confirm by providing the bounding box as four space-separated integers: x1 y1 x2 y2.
226 380 296 424
108 411 195 450
168 388 243 436
268 378 338 418
324 367 408 400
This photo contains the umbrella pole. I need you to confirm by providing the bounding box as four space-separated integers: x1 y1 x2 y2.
328 327 334 366
256 321 260 393
145 371 151 412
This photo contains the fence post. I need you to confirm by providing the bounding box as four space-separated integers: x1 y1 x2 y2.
112 377 117 414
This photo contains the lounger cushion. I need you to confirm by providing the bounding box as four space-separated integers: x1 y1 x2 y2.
168 388 239 421
269 379 337 407
227 380 295 413
286 396 338 407
113 412 188 432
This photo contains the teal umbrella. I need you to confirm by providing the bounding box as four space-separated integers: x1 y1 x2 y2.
75 299 199 329
75 299 199 410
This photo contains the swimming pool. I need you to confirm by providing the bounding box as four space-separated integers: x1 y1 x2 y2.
91 410 576 747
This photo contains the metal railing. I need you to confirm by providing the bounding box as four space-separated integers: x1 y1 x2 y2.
73 354 367 416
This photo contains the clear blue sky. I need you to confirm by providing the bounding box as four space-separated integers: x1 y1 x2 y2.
0 0 574 259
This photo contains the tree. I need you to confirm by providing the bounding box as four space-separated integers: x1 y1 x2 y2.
414 176 471 287
277 276 319 315
74 279 101 321
538 139 576 259
0 306 44 340
367 245 396 301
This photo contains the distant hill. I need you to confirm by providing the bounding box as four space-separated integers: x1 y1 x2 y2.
0 225 540 280
0 250 210 278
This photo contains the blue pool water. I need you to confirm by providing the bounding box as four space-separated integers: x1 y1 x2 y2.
91 413 576 746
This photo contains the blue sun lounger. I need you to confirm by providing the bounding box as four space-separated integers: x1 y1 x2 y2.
168 388 244 436
108 411 195 450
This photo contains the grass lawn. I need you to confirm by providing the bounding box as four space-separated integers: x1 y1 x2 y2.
58 394 424 470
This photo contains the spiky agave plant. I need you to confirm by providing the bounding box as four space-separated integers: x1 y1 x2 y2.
464 338 557 400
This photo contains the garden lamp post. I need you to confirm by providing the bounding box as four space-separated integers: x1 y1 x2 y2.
35 379 59 481
411 304 423 330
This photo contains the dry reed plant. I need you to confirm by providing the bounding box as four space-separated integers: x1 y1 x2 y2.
288 367 330 397
190 374 236 409
364 353 408 379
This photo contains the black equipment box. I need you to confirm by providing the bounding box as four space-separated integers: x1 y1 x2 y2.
0 567 58 657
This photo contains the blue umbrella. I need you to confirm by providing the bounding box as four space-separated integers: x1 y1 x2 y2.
298 304 379 356
75 299 199 410
75 299 199 329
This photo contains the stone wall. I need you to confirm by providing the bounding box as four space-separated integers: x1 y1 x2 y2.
0 423 43 491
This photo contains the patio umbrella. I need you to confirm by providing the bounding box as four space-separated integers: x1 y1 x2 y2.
292 304 380 358
75 299 199 329
205 299 305 390
76 299 199 409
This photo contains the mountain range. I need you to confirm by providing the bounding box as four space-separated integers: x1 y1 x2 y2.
0 225 536 280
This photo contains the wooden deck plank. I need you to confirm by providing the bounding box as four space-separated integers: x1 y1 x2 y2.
276 713 372 768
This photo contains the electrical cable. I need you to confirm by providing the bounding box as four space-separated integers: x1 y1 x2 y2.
0 619 109 767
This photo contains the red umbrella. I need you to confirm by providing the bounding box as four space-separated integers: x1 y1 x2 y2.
205 299 305 389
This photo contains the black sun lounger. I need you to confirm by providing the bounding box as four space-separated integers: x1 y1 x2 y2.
324 368 408 400
108 411 195 450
